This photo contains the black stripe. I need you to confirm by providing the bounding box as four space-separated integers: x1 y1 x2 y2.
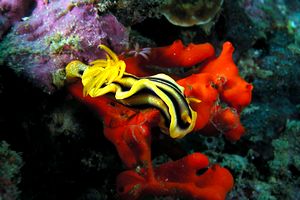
146 77 192 122
119 93 171 128
147 77 183 94
159 88 191 129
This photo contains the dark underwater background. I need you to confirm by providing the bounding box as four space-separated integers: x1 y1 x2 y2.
0 0 300 199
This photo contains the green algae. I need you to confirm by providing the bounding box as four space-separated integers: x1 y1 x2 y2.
45 32 81 54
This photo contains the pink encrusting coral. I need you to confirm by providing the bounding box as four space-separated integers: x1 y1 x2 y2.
0 0 34 39
0 0 128 93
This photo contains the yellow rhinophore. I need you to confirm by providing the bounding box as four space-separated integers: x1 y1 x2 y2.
66 44 126 97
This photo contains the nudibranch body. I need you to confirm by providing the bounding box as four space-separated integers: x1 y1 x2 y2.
66 45 197 138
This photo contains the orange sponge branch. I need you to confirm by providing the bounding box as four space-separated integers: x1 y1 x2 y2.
122 40 215 77
145 40 215 68
68 82 234 200
66 40 253 199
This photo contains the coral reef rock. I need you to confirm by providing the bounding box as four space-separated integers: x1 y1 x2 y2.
0 0 128 93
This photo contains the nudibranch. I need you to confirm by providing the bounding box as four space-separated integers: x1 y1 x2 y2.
65 45 197 138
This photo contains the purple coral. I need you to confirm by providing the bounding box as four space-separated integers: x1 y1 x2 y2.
0 0 128 93
0 0 34 39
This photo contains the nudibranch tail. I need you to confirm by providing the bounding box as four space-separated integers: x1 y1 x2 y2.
65 44 198 138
